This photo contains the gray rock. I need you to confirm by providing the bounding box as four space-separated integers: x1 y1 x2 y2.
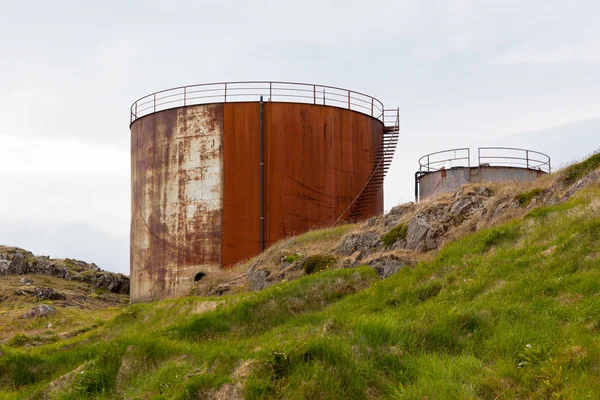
368 255 406 279
0 260 9 274
389 203 413 217
21 304 57 319
449 196 480 216
336 232 381 259
391 239 407 250
489 198 518 220
9 252 25 275
406 216 431 251
34 287 66 300
384 203 413 227
249 269 270 292
477 186 493 197
20 277 33 284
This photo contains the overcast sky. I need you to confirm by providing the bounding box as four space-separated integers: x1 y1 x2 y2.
0 0 598 274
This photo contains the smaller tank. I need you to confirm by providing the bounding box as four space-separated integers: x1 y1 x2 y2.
415 147 551 201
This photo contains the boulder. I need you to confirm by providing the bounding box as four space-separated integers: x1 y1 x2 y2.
249 269 270 292
34 287 66 300
384 202 413 227
406 216 431 252
0 260 9 274
21 304 57 319
9 252 25 275
368 255 406 279
449 196 480 216
336 232 381 259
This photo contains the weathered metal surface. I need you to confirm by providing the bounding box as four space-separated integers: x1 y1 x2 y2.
419 166 546 200
262 103 384 248
130 104 224 302
221 102 261 266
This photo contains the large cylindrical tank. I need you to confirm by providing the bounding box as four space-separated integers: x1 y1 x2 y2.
130 82 397 301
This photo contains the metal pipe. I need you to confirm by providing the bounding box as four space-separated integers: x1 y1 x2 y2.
260 96 265 252
415 171 420 202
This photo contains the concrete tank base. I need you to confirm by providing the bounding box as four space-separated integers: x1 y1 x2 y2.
418 166 545 201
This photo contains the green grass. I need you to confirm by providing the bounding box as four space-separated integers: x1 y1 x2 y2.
1 189 600 398
562 151 600 183
282 253 302 264
381 223 408 246
515 188 544 206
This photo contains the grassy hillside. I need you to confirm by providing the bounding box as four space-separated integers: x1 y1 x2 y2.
0 275 128 349
1 158 600 399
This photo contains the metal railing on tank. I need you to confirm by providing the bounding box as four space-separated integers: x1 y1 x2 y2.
478 147 551 173
130 81 386 126
418 148 471 172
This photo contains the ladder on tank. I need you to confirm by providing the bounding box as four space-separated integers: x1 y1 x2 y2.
335 108 400 223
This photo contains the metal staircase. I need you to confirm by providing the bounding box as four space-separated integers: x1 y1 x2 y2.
335 108 400 223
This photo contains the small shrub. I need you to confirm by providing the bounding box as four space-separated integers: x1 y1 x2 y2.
7 334 30 347
562 152 600 183
283 253 302 264
303 255 338 275
381 224 408 247
482 226 519 249
515 188 544 206
416 281 443 302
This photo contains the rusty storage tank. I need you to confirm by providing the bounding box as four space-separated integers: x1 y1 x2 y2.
130 81 400 301
415 147 551 201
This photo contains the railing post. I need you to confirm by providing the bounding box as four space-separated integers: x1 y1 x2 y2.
323 89 325 105
313 85 316 104
269 82 272 101
224 83 227 102
526 150 529 169
347 91 350 109
467 148 471 169
183 87 186 106
153 94 156 113
135 103 138 120
427 155 430 171
371 99 374 116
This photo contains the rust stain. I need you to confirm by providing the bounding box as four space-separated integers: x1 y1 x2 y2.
131 104 224 301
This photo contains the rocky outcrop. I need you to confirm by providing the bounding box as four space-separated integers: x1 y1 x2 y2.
384 203 414 227
0 247 129 294
336 232 381 260
563 170 600 200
